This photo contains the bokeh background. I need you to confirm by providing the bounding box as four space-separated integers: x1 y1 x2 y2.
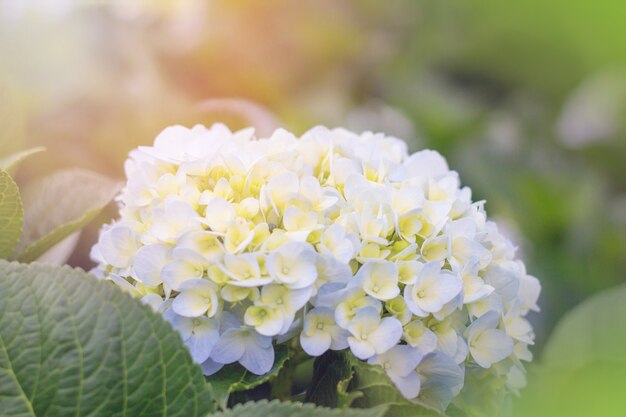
2 1 625 415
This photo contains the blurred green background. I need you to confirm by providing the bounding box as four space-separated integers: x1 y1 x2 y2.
1 1 625 415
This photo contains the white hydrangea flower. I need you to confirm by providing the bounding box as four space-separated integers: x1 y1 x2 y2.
403 319 438 354
162 248 209 292
416 351 465 410
300 307 349 356
132 243 170 286
316 224 359 263
219 253 269 287
266 242 318 289
368 345 424 399
244 284 311 336
355 261 400 301
466 311 514 368
92 123 541 408
165 311 220 365
346 307 403 360
211 326 274 376
98 223 139 270
334 287 382 328
404 261 463 317
172 279 220 318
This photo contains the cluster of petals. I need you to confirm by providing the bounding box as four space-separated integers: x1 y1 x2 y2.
92 123 540 408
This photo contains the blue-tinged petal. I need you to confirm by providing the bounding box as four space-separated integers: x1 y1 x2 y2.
212 328 246 364
240 343 274 375
301 330 332 356
201 357 224 376
390 370 421 399
186 318 220 364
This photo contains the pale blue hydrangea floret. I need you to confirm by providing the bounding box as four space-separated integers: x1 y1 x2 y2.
92 124 541 408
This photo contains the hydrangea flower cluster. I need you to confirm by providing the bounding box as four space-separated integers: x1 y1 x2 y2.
92 123 540 407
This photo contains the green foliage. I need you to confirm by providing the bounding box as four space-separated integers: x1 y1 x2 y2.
307 352 443 417
305 350 355 408
15 168 121 262
0 170 23 259
514 284 626 417
209 400 387 417
542 283 626 368
0 147 45 175
210 344 289 410
451 367 509 417
515 363 626 417
425 0 626 98
0 260 213 417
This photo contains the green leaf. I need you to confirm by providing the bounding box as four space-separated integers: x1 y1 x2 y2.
514 363 626 417
0 147 45 175
0 260 213 417
209 344 289 410
514 284 626 417
15 168 122 263
0 170 23 259
542 283 626 369
307 352 443 417
209 400 388 417
306 350 357 408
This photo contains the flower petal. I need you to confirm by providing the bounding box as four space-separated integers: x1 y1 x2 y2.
200 357 224 376
300 331 332 356
186 319 219 364
172 292 209 317
211 329 246 364
348 337 376 360
240 343 274 375
368 317 403 354
390 370 421 399
470 328 513 368
133 244 169 286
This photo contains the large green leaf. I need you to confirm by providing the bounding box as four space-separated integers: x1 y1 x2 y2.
0 170 23 259
514 363 626 417
307 352 443 417
209 344 289 410
209 400 387 417
0 147 46 175
514 284 626 417
0 260 213 417
542 283 626 369
15 168 121 263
